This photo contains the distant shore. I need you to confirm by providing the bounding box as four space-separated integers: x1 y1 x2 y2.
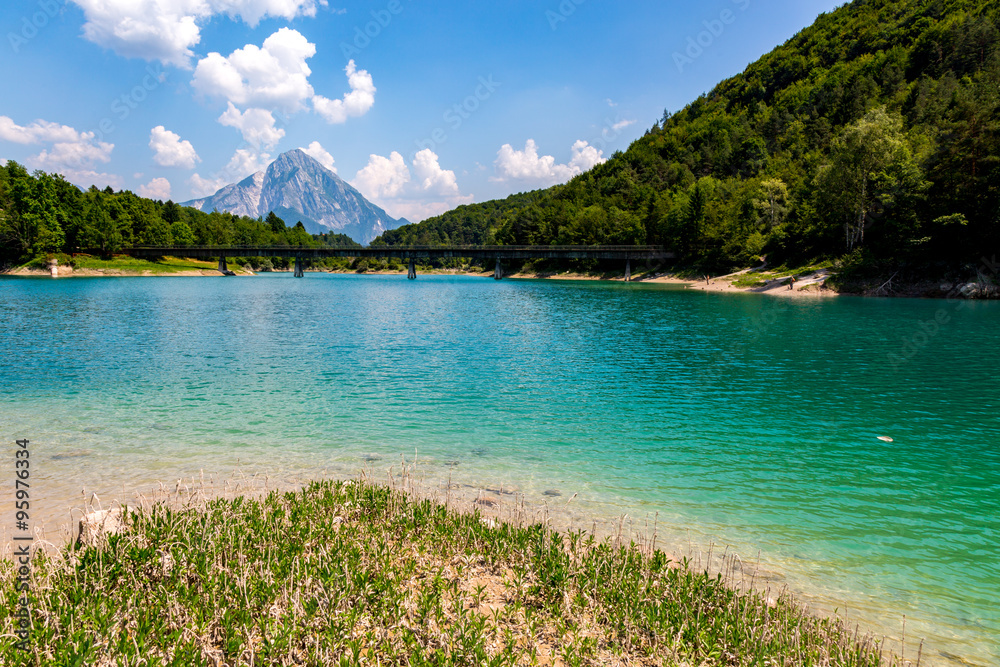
0 263 860 299
8 259 995 300
4 265 253 278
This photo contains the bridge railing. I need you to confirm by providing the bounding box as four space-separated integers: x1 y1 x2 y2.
125 245 667 252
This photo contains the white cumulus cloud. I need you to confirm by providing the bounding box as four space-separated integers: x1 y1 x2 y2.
493 139 605 187
312 60 376 124
69 0 323 69
149 126 200 169
351 149 471 222
188 147 272 198
211 0 324 26
300 141 336 172
0 116 82 144
0 115 120 189
192 28 317 112
224 147 271 180
352 151 409 200
567 139 605 173
412 149 462 198
218 103 285 150
188 173 229 198
137 177 172 200
32 140 114 171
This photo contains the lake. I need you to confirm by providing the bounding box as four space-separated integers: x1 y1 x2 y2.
1 273 997 665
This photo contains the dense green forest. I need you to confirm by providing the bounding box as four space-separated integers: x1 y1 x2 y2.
377 0 1000 280
371 191 550 247
0 160 358 267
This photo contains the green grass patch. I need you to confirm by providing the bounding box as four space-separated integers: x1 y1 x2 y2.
729 261 835 289
69 254 221 274
1 480 898 665
731 273 772 289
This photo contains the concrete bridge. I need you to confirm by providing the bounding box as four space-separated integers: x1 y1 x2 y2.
125 245 674 281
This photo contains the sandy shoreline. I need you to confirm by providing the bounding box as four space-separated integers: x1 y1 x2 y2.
500 267 842 298
4 262 840 297
8 259 995 301
619 266 838 297
15 260 991 301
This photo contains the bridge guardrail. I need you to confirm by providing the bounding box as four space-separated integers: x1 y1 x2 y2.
123 245 668 252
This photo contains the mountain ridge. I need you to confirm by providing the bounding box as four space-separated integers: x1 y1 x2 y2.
183 149 401 245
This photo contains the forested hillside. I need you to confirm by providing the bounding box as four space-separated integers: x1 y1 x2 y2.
0 161 357 265
371 191 549 247
378 0 1000 276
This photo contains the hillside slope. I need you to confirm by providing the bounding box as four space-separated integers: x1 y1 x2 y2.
376 0 1000 281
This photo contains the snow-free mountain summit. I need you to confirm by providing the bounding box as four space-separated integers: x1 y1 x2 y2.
182 150 404 245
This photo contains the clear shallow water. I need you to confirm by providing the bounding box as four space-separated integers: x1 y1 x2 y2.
1 274 998 665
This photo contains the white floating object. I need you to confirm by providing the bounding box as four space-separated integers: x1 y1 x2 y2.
877 436 894 443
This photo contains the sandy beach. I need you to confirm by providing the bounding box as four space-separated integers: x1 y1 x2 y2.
503 265 842 298
630 267 839 298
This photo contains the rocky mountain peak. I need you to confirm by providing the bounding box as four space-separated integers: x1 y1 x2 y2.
182 150 401 245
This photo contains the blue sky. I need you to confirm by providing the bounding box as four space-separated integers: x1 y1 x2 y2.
1 0 844 222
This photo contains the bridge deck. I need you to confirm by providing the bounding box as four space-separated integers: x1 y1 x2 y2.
125 245 674 261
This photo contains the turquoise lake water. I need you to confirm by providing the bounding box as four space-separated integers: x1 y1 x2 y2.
1 274 998 665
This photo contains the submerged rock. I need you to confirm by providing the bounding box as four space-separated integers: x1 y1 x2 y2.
543 489 562 497
52 450 94 460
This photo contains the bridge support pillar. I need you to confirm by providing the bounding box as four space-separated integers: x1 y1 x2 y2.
294 257 304 278
218 256 228 273
624 259 631 282
494 257 503 280
407 258 416 280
